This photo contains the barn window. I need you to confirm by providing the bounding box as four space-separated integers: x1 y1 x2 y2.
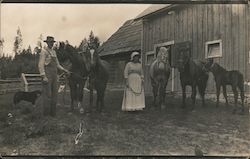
146 51 155 65
205 39 222 58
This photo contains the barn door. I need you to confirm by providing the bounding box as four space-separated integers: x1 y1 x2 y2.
171 41 191 68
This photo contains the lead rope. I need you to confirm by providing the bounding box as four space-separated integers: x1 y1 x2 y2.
75 122 84 145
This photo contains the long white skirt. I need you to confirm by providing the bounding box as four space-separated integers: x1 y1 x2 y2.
122 73 145 111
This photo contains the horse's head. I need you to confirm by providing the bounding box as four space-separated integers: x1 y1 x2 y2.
176 51 189 73
82 47 100 71
203 58 214 72
156 47 170 69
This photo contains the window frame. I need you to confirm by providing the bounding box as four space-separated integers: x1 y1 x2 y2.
145 51 155 66
205 39 222 59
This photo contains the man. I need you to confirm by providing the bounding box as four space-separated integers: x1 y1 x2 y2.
38 36 70 117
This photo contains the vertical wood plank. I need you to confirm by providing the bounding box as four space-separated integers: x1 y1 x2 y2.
192 5 197 59
239 5 245 77
197 5 203 60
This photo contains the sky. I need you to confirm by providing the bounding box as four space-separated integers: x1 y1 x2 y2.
0 3 150 56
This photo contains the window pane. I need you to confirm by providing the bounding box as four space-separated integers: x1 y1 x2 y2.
147 54 154 65
208 42 220 57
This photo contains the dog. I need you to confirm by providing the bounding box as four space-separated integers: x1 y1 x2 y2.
13 90 42 106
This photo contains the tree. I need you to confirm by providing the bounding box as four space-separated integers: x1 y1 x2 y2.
78 38 88 51
34 34 43 54
0 38 4 57
27 45 32 54
13 27 23 55
87 31 100 50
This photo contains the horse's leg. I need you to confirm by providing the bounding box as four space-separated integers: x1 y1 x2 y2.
232 85 238 114
89 78 94 112
222 85 228 106
68 78 74 111
95 90 100 112
238 82 245 113
159 82 166 109
152 83 158 107
216 83 221 108
181 82 186 108
198 84 205 107
191 82 197 109
79 80 85 114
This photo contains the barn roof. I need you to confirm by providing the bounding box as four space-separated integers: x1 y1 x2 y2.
135 4 174 20
135 4 171 19
98 19 142 57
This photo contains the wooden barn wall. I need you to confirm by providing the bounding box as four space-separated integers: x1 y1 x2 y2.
142 4 249 94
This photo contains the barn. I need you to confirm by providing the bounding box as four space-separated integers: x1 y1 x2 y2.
134 3 250 95
99 19 142 88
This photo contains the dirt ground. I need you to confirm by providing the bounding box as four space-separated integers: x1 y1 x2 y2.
0 89 250 156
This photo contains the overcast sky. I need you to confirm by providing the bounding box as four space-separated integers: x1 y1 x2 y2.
1 4 150 56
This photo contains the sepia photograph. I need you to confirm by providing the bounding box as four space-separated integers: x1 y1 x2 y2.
0 0 250 157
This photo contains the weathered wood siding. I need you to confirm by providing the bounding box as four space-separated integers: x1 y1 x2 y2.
142 4 249 94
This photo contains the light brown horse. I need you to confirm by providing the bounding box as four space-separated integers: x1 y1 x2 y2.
149 47 171 108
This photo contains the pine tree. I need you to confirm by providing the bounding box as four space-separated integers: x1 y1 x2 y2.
27 45 32 54
87 31 100 50
13 27 23 55
0 38 4 57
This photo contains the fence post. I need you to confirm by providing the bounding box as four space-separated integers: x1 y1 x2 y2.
21 73 28 92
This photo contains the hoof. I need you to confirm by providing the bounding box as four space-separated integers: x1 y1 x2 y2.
80 108 84 114
161 104 166 110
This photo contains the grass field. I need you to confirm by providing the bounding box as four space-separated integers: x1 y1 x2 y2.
0 89 250 156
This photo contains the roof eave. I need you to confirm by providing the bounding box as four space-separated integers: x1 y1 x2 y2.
134 4 178 20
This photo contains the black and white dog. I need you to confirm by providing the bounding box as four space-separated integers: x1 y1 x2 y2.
13 90 42 106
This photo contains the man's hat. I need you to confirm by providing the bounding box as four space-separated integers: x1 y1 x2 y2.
44 36 56 43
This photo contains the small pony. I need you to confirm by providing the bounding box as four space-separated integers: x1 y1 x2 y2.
204 59 245 114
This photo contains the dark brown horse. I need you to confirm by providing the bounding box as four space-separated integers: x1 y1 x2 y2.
204 59 245 113
82 47 109 112
176 51 209 109
149 47 171 108
57 42 89 112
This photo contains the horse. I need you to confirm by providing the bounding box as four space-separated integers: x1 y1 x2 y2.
176 51 209 109
56 42 90 112
82 47 109 112
149 47 171 109
204 59 245 113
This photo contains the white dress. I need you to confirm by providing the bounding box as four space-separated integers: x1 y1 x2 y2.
122 62 145 111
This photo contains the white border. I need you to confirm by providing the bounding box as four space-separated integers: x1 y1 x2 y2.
205 39 222 59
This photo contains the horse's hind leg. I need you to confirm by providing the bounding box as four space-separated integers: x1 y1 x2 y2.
216 83 221 108
152 84 158 107
232 85 238 114
198 84 205 107
79 81 85 114
191 83 197 110
238 82 245 113
222 85 228 106
181 83 186 108
159 82 166 109
69 79 76 112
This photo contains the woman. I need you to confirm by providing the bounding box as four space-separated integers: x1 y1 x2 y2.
122 52 145 111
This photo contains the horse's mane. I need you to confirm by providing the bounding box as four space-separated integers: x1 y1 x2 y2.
213 63 227 72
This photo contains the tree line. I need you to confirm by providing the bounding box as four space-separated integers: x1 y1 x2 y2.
0 27 100 79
